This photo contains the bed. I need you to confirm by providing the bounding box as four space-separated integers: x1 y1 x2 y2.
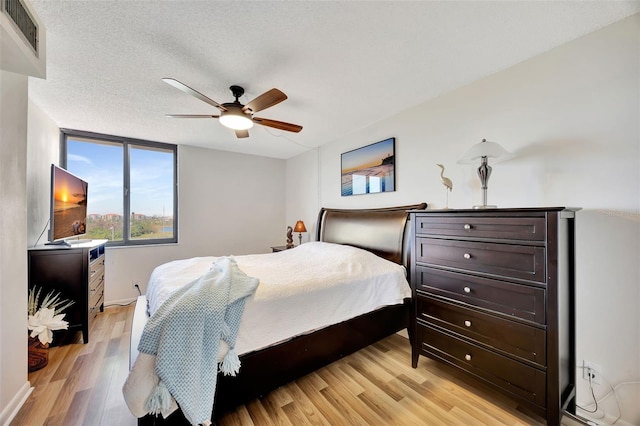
127 203 427 425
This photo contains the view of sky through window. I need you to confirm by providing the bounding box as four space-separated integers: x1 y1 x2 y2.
66 136 176 243
67 139 123 216
67 139 174 217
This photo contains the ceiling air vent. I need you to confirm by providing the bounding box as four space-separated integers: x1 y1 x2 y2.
2 0 38 55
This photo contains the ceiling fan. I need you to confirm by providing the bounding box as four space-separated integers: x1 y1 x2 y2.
163 78 303 139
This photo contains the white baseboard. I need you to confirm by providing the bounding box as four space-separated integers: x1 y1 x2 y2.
1 381 32 426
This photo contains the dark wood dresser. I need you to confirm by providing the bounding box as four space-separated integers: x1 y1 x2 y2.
409 208 577 425
28 239 107 344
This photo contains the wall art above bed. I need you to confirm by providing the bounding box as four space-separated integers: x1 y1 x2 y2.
341 137 395 196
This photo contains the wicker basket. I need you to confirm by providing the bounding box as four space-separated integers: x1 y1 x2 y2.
28 336 49 372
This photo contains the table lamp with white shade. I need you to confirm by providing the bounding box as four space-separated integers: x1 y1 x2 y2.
457 139 513 209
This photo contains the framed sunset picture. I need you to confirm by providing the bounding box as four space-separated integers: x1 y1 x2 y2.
341 137 395 196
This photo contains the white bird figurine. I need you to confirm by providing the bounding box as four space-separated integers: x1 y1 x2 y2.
436 164 453 209
437 164 453 191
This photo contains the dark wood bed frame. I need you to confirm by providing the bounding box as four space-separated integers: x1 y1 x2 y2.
136 203 427 425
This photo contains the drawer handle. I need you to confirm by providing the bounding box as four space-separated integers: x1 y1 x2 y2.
464 354 472 361
463 253 471 259
464 320 472 327
463 286 471 294
463 224 472 230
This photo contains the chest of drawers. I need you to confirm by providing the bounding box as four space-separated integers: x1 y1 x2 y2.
409 208 577 425
28 240 107 344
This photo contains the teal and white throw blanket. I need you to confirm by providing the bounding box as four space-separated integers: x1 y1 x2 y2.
137 257 258 426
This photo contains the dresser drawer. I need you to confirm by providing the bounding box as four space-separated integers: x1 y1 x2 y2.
89 262 104 308
89 278 104 311
89 258 105 282
416 238 545 283
417 296 546 365
88 294 103 323
418 323 546 407
415 215 546 241
414 266 545 323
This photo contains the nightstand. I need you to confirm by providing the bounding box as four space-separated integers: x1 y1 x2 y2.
270 245 291 252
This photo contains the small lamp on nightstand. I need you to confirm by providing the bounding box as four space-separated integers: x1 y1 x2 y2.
293 220 307 246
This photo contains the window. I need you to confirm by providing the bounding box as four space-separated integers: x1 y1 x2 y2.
61 129 177 246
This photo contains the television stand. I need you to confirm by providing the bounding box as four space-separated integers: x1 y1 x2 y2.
28 239 108 344
45 240 71 247
68 239 93 245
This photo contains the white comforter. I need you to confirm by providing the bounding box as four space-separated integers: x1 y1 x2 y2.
124 242 411 418
146 241 411 356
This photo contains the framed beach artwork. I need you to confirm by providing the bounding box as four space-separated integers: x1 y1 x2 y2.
341 137 395 196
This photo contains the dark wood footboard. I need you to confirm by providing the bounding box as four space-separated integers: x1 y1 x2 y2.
138 299 410 425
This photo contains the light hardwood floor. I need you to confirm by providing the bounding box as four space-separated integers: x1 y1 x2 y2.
13 305 579 425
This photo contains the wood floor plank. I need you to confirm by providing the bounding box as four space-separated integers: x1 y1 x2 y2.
48 344 82 383
392 376 456 426
280 401 314 426
347 355 405 402
281 381 329 426
295 376 347 424
318 385 370 425
396 391 452 426
245 398 272 425
324 358 366 396
60 388 92 426
11 379 65 425
396 373 455 412
258 392 294 426
317 364 389 425
217 405 255 426
304 371 328 392
266 385 294 408
44 354 92 423
29 344 72 388
16 304 573 426
341 362 427 426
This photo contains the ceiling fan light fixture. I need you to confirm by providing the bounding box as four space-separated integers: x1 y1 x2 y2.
163 79 301 138
219 107 254 130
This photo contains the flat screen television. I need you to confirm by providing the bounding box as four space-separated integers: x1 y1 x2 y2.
47 164 89 245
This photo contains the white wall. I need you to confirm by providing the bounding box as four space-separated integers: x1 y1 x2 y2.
74 145 284 303
26 99 59 247
285 148 319 241
25 126 287 302
0 70 31 424
287 14 640 425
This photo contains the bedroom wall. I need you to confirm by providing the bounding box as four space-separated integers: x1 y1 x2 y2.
285 148 320 241
103 145 286 302
286 14 640 425
0 70 31 424
25 125 287 304
26 100 60 247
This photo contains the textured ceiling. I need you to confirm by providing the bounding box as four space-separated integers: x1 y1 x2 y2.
28 1 639 159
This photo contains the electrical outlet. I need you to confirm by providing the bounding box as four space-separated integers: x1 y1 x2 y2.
582 360 601 384
132 281 142 296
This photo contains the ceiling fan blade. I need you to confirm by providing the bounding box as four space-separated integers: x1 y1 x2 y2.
162 78 226 111
243 89 287 114
165 114 220 118
253 117 303 133
235 129 249 138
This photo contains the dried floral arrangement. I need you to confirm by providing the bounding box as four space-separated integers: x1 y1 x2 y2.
28 286 75 345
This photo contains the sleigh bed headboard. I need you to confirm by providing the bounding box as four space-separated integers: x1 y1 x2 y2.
316 203 427 266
